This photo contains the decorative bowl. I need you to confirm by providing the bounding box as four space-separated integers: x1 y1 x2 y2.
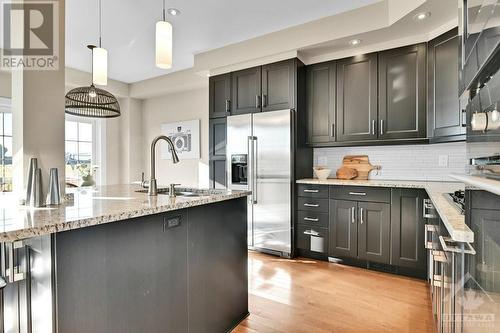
313 167 331 180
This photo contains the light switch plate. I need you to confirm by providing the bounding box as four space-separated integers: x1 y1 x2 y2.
438 155 449 167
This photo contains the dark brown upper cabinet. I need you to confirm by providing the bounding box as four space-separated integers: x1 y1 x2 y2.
378 44 427 140
336 53 378 142
232 59 296 115
231 66 262 115
306 61 336 145
261 59 295 112
428 28 466 142
209 73 232 119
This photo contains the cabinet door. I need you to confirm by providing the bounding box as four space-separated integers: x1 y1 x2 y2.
209 73 231 118
209 118 226 159
261 59 295 112
357 202 391 264
329 200 358 259
209 159 227 189
306 61 336 144
378 44 427 140
391 189 427 273
336 53 378 142
428 29 465 139
232 66 262 115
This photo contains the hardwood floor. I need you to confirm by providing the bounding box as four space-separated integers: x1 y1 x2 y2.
233 251 435 333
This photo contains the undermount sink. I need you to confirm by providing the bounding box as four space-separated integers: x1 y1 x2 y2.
135 188 204 197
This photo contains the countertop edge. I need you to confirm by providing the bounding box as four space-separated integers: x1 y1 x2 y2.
450 174 500 196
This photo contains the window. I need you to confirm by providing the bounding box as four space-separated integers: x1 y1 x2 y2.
0 98 12 192
65 117 98 186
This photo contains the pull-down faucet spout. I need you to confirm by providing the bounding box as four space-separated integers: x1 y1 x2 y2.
149 135 180 196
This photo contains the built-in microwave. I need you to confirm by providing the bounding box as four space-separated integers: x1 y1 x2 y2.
459 0 500 94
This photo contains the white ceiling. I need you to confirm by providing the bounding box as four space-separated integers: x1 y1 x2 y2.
65 0 379 83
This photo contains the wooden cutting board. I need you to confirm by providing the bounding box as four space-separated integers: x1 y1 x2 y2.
340 155 381 180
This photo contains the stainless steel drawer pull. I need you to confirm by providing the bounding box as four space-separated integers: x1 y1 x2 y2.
304 203 319 207
303 217 319 222
303 189 319 193
303 230 320 237
349 192 367 196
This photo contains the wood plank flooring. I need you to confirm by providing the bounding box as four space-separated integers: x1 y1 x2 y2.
233 251 435 333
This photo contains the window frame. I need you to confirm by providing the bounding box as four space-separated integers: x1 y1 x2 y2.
0 97 12 192
64 115 105 186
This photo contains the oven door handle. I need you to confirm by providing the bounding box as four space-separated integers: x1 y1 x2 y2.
424 224 438 249
439 236 476 255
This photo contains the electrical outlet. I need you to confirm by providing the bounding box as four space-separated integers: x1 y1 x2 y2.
438 155 449 167
317 156 328 166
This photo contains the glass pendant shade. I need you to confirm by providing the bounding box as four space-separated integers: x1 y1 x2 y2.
156 20 172 69
92 47 108 85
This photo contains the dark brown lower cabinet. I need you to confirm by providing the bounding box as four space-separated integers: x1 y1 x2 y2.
296 225 329 254
329 199 358 259
329 199 390 264
357 202 390 264
390 189 427 276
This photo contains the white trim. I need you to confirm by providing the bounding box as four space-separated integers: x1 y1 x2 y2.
64 115 106 186
0 97 11 113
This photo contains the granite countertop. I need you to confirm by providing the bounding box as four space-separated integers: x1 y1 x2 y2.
0 185 250 242
297 178 473 243
450 174 500 196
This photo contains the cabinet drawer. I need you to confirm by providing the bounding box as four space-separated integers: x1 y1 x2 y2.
296 225 329 254
329 186 390 203
298 197 329 213
297 184 329 198
297 211 329 228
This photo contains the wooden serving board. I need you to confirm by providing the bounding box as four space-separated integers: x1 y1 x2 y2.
340 155 381 180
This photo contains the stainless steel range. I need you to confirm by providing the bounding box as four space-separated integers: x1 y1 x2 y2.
459 0 500 330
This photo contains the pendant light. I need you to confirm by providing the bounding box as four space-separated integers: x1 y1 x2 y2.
156 0 173 69
93 0 107 85
65 0 119 118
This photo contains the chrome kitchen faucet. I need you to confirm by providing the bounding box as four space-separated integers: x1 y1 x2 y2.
149 135 180 196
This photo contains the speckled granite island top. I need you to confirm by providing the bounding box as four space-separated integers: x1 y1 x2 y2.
0 185 250 242
297 178 473 243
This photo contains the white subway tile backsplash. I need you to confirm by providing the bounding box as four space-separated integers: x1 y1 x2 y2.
314 142 466 181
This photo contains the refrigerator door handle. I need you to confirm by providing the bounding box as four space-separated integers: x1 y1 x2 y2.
253 136 258 204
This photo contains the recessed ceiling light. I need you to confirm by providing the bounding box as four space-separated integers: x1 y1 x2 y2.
414 12 431 21
349 39 361 46
167 8 181 16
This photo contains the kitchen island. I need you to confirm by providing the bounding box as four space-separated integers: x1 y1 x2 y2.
0 185 250 333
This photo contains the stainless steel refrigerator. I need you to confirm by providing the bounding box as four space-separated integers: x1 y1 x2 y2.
227 109 294 257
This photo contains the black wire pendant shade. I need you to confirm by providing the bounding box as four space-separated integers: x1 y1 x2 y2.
65 84 121 118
